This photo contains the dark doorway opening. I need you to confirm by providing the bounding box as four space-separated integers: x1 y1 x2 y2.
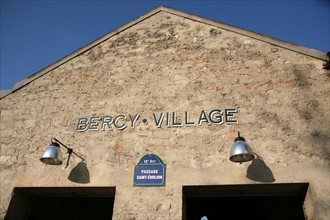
5 187 115 220
183 183 308 220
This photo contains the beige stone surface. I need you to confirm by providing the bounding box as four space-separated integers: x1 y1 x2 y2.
1 9 329 220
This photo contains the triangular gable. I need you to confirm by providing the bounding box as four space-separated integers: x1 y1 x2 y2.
2 6 327 98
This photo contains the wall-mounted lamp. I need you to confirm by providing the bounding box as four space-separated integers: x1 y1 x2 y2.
40 137 85 168
229 132 255 163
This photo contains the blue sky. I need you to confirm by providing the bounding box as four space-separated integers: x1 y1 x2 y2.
1 0 329 90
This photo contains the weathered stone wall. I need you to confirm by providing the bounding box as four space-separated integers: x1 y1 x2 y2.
1 11 329 219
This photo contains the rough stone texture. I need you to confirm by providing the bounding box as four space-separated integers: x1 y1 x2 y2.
1 11 329 219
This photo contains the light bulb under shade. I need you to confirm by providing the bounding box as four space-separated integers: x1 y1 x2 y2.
40 143 63 165
229 140 255 163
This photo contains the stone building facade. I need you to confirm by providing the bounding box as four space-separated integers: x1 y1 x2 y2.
1 6 329 220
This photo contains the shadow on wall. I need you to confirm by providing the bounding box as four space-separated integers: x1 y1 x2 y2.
68 161 90 184
246 155 275 182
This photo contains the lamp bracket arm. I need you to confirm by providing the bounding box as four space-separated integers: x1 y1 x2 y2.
72 151 86 162
52 137 86 163
253 152 262 160
52 137 70 150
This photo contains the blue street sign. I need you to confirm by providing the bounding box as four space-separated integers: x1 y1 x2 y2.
134 154 166 187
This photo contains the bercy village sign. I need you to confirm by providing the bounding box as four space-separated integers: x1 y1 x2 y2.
76 108 238 132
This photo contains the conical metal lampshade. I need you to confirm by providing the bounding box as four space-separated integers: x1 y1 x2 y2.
229 134 255 163
40 142 63 165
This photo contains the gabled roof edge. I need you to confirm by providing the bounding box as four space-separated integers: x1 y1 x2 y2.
161 6 327 60
8 6 165 95
1 6 328 99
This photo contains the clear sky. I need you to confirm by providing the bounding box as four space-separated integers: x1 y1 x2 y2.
1 0 329 90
